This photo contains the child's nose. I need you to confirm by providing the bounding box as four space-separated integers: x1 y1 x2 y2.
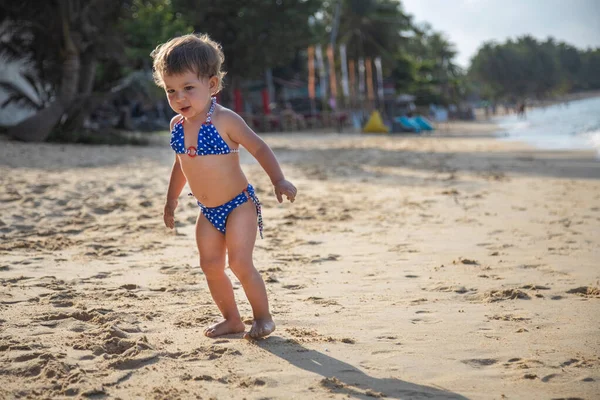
175 91 186 101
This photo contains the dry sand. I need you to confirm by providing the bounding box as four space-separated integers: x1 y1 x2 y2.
1 121 599 399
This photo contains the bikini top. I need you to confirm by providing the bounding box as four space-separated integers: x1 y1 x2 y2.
170 97 239 157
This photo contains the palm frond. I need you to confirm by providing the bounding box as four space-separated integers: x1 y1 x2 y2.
0 80 42 109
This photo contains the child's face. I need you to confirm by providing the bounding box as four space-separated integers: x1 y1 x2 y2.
162 71 218 120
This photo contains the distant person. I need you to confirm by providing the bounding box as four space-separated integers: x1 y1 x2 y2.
151 34 297 339
517 102 526 119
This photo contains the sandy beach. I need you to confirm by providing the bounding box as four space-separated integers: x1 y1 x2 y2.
1 121 599 399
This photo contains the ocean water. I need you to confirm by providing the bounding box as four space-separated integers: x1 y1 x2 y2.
494 96 600 155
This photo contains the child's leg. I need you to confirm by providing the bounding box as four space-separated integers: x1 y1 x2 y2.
196 213 245 337
225 201 275 339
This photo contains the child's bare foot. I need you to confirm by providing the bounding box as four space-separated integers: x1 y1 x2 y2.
204 319 245 338
244 318 276 339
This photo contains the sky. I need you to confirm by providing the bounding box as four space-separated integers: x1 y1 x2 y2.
401 0 600 68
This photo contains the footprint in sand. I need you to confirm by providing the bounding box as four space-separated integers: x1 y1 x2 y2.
477 274 503 280
461 358 498 368
159 266 180 275
519 284 551 298
238 378 267 388
36 310 104 324
310 254 341 263
285 327 354 344
319 376 385 397
430 284 471 294
502 358 544 370
108 351 159 370
88 272 112 279
282 284 306 290
45 291 76 308
376 335 398 341
518 263 545 270
3 351 71 379
304 296 340 306
260 267 283 273
566 286 600 298
373 335 402 346
166 345 241 361
174 311 217 328
487 314 531 322
471 288 531 303
452 257 479 265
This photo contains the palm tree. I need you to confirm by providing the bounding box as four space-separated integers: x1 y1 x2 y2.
404 23 462 104
0 68 52 112
336 0 412 62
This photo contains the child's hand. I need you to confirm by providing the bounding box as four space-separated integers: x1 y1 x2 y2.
274 180 297 203
163 200 178 229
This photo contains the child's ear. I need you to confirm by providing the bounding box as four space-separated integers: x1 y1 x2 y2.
209 76 219 94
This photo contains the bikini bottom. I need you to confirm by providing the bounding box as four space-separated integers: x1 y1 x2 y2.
195 183 263 239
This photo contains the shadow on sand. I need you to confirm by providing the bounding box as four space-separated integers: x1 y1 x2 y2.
258 336 469 400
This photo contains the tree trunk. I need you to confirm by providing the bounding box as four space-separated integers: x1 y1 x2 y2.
61 51 97 135
6 100 66 142
7 0 80 142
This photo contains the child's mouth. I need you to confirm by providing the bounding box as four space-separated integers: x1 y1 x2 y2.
181 106 191 112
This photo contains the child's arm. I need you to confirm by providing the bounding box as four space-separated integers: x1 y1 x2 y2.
164 116 187 228
165 154 187 203
222 110 297 203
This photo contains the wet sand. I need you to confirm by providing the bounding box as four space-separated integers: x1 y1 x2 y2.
1 121 599 399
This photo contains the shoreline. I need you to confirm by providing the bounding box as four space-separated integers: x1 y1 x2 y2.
480 95 600 156
1 120 599 399
540 88 600 106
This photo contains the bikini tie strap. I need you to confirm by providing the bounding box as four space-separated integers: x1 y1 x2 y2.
245 189 264 239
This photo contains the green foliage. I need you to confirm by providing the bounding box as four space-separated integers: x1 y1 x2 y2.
119 0 193 69
170 0 322 82
579 49 600 90
398 22 462 104
335 0 412 62
390 53 417 89
470 35 600 100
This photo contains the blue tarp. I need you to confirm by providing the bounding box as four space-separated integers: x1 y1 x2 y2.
395 116 421 133
413 116 435 131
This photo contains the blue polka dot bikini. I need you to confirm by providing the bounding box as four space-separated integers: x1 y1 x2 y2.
170 97 263 238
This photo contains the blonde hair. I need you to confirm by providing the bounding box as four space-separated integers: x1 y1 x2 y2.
151 33 226 93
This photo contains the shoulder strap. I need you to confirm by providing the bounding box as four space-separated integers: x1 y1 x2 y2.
205 97 217 124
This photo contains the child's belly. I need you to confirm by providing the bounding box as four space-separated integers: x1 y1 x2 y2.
179 154 250 207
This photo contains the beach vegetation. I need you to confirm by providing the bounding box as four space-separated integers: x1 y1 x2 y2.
470 35 600 101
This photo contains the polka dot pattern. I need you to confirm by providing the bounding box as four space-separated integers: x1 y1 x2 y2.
195 184 263 238
169 97 239 156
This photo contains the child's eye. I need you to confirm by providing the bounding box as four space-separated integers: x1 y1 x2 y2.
185 86 194 91
166 89 175 94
